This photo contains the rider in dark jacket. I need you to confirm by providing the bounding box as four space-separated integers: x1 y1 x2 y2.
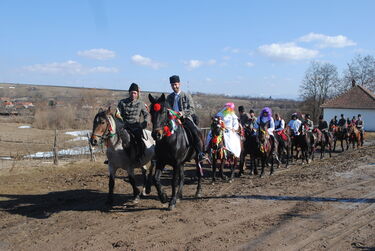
117 83 149 161
166 75 205 161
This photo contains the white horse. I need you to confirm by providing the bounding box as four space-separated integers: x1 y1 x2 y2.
90 107 155 206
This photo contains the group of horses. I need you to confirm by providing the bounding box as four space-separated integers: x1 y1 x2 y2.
90 94 365 210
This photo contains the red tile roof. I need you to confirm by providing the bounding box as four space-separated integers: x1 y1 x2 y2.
321 85 375 109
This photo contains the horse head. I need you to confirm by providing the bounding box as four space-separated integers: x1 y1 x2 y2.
148 93 170 141
91 107 115 146
211 116 224 137
257 126 269 143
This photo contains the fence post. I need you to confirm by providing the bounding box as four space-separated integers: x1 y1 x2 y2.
53 129 59 165
87 133 96 162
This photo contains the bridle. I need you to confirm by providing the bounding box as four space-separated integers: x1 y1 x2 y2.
91 114 116 144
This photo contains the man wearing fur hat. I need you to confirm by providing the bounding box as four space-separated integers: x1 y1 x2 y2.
117 83 149 161
167 75 206 161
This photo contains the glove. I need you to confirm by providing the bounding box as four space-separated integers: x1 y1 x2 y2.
141 121 148 129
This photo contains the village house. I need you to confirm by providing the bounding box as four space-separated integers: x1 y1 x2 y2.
321 84 375 131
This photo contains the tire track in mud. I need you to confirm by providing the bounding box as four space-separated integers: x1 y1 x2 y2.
239 167 375 251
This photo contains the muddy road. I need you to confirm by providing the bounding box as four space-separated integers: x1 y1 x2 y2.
1 145 375 250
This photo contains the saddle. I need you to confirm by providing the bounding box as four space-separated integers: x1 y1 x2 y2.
276 130 288 141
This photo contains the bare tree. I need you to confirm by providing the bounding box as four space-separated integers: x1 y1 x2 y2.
299 61 339 121
342 54 375 92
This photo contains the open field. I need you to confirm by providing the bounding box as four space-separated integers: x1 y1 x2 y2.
0 141 374 250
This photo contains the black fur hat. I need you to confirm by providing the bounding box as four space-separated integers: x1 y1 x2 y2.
129 83 139 92
169 75 180 84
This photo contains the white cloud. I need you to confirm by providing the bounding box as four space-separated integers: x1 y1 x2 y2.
258 42 319 61
223 46 240 53
205 77 213 82
77 48 116 60
245 62 255 67
298 33 356 48
183 59 216 70
24 60 118 74
131 54 164 69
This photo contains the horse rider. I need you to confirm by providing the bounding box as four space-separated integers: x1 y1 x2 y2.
254 107 278 159
238 105 251 127
274 113 285 132
329 115 338 129
210 102 242 158
249 109 257 129
338 114 347 129
318 115 330 143
303 113 314 132
351 116 357 125
287 113 302 136
117 83 149 161
167 75 206 161
356 114 364 144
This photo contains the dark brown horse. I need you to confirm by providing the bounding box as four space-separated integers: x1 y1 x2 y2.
274 128 291 168
331 125 349 152
290 124 312 164
311 128 332 159
148 94 204 210
207 117 239 183
257 126 275 177
239 124 259 176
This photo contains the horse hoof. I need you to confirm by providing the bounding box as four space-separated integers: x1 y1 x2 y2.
195 192 202 198
229 179 233 183
168 204 176 211
145 187 152 195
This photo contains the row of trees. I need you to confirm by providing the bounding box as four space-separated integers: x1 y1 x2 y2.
299 54 375 121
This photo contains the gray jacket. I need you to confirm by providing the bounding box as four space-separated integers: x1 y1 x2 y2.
167 91 195 121
117 97 149 128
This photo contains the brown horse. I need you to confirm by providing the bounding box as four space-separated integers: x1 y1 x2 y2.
311 128 332 159
207 117 240 183
257 126 275 177
348 124 362 149
274 127 291 168
331 125 349 152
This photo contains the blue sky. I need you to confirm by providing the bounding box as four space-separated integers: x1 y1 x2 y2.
1 0 374 99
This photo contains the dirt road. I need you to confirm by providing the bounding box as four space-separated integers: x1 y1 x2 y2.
1 145 375 250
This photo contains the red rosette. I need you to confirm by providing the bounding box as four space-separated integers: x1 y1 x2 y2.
153 103 161 112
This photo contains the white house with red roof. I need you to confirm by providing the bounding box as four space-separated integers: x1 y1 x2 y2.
321 85 375 131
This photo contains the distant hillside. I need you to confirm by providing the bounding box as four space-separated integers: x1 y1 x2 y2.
0 82 302 128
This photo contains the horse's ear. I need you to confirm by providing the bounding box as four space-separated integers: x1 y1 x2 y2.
106 106 113 115
98 107 104 113
159 93 166 103
149 94 156 104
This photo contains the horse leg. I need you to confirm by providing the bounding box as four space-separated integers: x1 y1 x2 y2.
141 166 147 196
333 139 337 152
195 159 202 198
220 159 227 181
128 169 141 203
153 164 168 204
145 160 155 195
177 165 185 202
285 145 290 168
238 152 245 177
106 165 116 206
229 157 237 182
270 154 274 175
260 157 265 177
169 165 179 210
211 157 217 184
346 138 349 150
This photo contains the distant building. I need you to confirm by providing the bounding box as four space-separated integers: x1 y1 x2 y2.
15 102 34 108
321 85 375 131
2 101 14 108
